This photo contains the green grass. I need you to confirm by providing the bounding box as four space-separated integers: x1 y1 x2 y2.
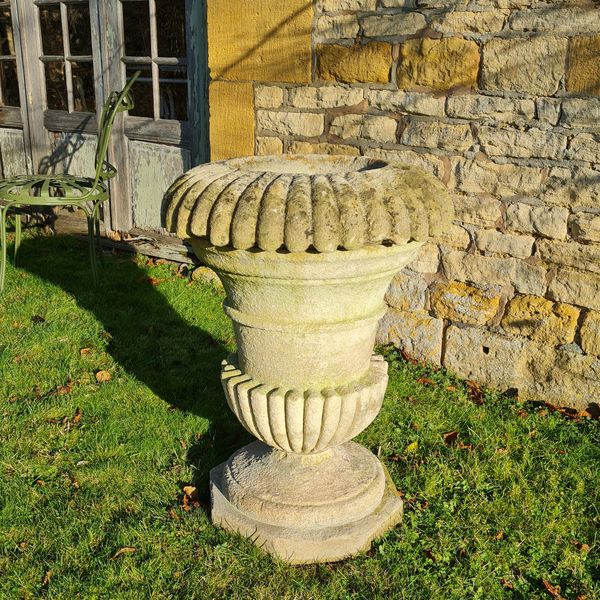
0 232 598 600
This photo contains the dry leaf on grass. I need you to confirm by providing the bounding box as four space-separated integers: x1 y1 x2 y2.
31 315 46 324
416 377 436 387
542 579 566 600
111 547 136 559
467 380 484 405
181 485 201 511
41 570 52 587
56 380 73 395
80 347 92 356
443 431 459 446
95 370 112 383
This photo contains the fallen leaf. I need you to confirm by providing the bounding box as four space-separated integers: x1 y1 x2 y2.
76 460 88 467
179 439 187 449
467 380 484 405
495 447 508 456
80 347 92 356
458 442 473 450
542 579 565 600
156 259 168 265
18 541 28 552
41 569 52 587
400 350 419 365
570 539 590 553
517 409 528 418
111 547 136 559
423 548 435 561
405 441 419 454
182 485 201 512
446 385 459 392
142 276 162 286
169 508 180 520
71 407 83 425
416 377 436 387
31 315 45 324
443 431 459 446
500 578 514 590
95 370 112 383
56 380 73 396
495 530 504 540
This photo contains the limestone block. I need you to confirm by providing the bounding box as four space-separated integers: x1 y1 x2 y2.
444 325 528 390
501 295 579 345
482 37 568 95
318 43 392 84
581 311 600 356
510 7 600 33
438 224 471 250
409 242 440 273
254 86 285 109
506 202 569 240
567 35 600 95
385 271 428 311
318 0 377 10
478 126 566 160
431 11 508 34
379 308 444 365
548 268 600 311
365 148 443 177
361 13 427 38
207 0 312 83
317 15 360 40
567 134 600 163
397 38 480 91
401 120 472 152
367 90 445 117
209 81 255 161
257 137 284 156
452 194 502 227
569 211 600 243
560 98 600 128
381 0 416 6
288 86 364 109
257 111 325 138
536 97 562 126
430 281 500 325
542 166 600 209
330 114 398 143
288 141 360 156
537 239 600 275
476 229 534 259
446 95 535 123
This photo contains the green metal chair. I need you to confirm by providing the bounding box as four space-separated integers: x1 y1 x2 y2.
0 71 140 293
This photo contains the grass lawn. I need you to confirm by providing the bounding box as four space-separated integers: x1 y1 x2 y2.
0 231 598 600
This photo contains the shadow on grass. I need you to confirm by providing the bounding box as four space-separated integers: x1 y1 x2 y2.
13 234 251 497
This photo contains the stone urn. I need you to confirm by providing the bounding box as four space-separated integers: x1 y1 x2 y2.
164 155 452 564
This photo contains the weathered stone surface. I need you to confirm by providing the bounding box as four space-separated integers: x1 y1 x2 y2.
409 242 440 273
482 37 568 95
501 295 579 345
478 126 566 160
208 0 312 82
548 268 600 311
438 224 471 250
365 148 443 177
432 10 507 34
442 250 547 295
257 111 325 138
569 211 600 243
536 97 562 126
430 281 500 325
397 38 480 91
254 86 285 109
506 202 569 240
330 114 398 143
361 13 427 38
288 141 360 156
317 15 360 40
444 325 528 390
288 86 364 109
379 309 444 365
476 229 534 258
453 194 502 227
581 311 600 356
209 81 255 161
318 0 376 10
560 98 600 128
367 90 445 117
446 94 535 123
256 137 284 155
567 35 600 95
542 166 600 209
537 239 600 275
192 266 223 288
510 7 600 33
566 133 600 163
401 120 472 152
318 43 392 84
385 271 428 311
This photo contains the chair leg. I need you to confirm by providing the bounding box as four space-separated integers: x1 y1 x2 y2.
0 208 7 294
86 212 98 287
94 204 104 265
14 212 21 265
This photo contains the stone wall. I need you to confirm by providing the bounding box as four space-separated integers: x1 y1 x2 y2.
206 0 600 409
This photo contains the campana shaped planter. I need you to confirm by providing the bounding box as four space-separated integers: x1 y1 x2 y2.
164 155 452 563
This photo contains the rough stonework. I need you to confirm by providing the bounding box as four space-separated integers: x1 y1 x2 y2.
165 154 452 563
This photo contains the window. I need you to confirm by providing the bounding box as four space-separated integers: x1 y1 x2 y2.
0 1 19 108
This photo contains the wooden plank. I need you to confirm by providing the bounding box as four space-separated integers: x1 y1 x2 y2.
44 110 97 133
125 116 190 146
0 127 27 177
0 106 22 128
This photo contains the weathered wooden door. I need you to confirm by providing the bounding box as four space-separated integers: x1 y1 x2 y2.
0 0 206 232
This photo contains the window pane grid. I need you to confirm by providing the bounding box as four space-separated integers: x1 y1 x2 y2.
0 4 18 107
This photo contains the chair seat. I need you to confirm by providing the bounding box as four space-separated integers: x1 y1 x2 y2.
0 174 108 207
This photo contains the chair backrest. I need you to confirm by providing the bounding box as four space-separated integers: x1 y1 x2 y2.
92 71 141 189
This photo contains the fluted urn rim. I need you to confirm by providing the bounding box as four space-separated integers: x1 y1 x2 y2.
163 154 453 254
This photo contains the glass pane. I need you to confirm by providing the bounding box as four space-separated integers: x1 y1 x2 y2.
156 0 186 58
72 61 95 112
0 8 15 56
126 65 153 118
45 61 67 110
122 1 150 57
0 60 19 107
40 4 63 56
159 66 187 121
68 3 92 56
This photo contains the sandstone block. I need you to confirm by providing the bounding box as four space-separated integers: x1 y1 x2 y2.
409 242 440 273
501 295 579 345
288 86 364 109
367 90 445 117
537 239 600 275
288 141 360 156
567 133 600 163
581 311 600 356
361 13 427 38
401 120 472 152
430 281 500 325
476 229 534 259
510 8 600 33
444 325 528 390
318 0 377 10
452 194 502 227
364 148 443 177
505 202 569 239
482 37 568 95
432 11 507 34
330 114 397 143
256 137 284 155
438 224 471 250
397 38 480 91
478 126 566 160
318 43 392 84
542 166 600 209
536 97 562 126
548 268 600 311
569 211 600 243
567 35 600 95
379 309 444 365
257 111 324 138
446 95 535 123
254 86 285 109
385 271 428 311
560 98 600 128
317 15 360 40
